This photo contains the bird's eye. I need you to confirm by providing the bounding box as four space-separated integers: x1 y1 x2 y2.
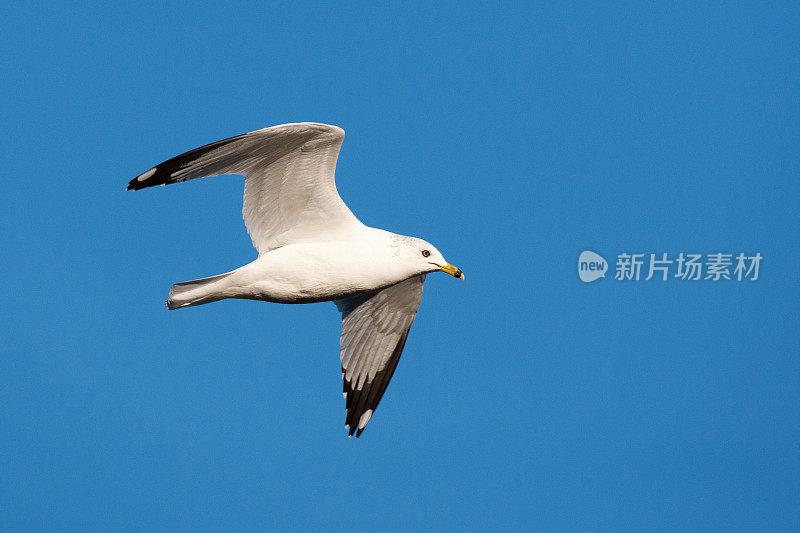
421 250 431 257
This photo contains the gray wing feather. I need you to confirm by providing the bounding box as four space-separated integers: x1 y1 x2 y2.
128 122 362 254
335 274 426 437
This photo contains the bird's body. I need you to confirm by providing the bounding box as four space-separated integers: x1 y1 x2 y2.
128 122 463 437
168 229 430 307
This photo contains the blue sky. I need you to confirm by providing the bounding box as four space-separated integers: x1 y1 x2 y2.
1 2 798 530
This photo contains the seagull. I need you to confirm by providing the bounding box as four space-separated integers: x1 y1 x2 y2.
127 122 464 437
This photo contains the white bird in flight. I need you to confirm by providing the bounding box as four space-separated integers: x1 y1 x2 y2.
127 122 464 437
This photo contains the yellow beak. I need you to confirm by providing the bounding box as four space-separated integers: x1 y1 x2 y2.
437 263 465 280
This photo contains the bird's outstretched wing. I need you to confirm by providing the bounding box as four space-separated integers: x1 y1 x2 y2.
335 275 425 437
127 122 363 254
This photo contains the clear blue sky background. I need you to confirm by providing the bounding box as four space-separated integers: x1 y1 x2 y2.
1 3 798 530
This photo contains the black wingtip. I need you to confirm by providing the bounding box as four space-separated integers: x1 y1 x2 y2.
126 175 149 191
127 164 162 191
345 420 368 438
125 129 255 192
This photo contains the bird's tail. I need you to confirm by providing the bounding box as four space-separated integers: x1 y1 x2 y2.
166 272 233 310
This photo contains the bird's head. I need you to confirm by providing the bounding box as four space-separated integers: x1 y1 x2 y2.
399 237 464 280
